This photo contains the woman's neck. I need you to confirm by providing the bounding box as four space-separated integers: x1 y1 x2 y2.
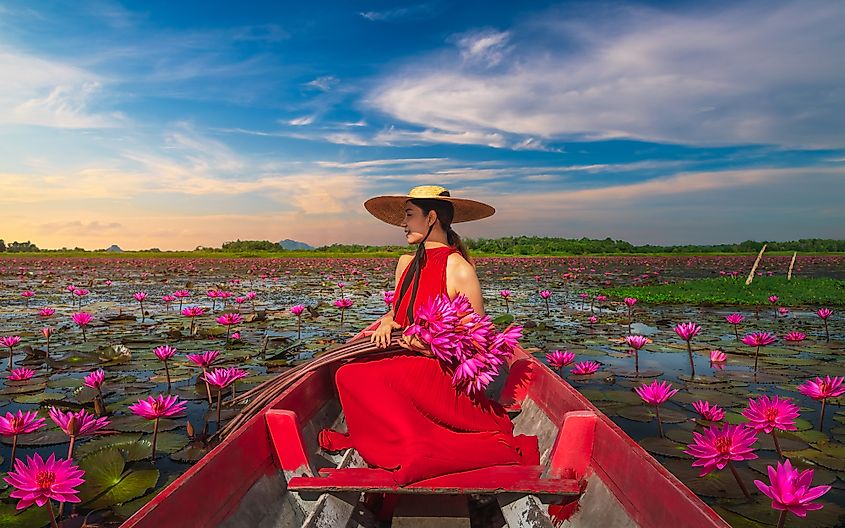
422 241 449 249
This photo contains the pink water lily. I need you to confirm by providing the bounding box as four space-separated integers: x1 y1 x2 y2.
173 289 191 310
539 290 551 316
768 295 779 304
39 307 55 318
684 423 758 498
1 335 22 371
154 345 177 392
726 313 744 340
742 332 777 374
4 453 85 525
204 367 249 424
290 305 306 340
333 298 353 325
129 394 187 460
181 306 205 334
83 369 104 390
570 360 600 376
382 291 395 306
754 459 831 525
692 400 725 422
783 331 806 343
499 290 512 313
187 351 220 403
133 291 147 322
71 312 93 342
42 327 54 357
20 290 35 308
742 395 800 458
816 308 832 342
9 367 35 381
216 312 243 341
710 350 727 362
0 410 46 469
674 322 701 377
624 335 651 374
635 380 678 438
798 376 845 432
545 350 575 373
49 407 110 459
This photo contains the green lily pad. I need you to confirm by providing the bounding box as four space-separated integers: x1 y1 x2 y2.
662 459 758 499
76 433 143 459
0 501 51 528
110 415 184 433
170 442 210 463
0 428 68 447
144 431 189 454
617 406 688 424
638 437 693 459
722 495 845 528
78 447 160 510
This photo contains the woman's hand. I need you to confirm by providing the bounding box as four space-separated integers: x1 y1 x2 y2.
370 317 401 349
398 334 434 357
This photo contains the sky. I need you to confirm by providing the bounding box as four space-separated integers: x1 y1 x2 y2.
0 0 843 250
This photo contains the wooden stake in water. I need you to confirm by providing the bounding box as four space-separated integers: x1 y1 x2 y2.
745 244 767 286
787 251 797 280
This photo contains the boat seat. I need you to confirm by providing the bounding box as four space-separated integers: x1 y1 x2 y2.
271 407 598 498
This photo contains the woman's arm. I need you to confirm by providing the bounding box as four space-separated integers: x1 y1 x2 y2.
447 255 485 316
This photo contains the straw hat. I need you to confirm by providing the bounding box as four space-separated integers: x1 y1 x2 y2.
364 185 495 226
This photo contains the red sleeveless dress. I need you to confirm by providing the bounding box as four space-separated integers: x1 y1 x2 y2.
326 246 539 485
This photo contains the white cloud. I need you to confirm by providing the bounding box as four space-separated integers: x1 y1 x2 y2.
369 1 845 148
304 76 339 91
455 30 511 67
0 49 119 128
287 115 316 126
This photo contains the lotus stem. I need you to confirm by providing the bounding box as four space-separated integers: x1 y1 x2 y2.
727 460 751 500
819 399 827 432
753 345 760 373
776 510 787 528
202 367 212 404
7 348 12 371
544 298 550 317
824 320 830 342
686 341 695 377
297 317 302 341
9 435 17 471
216 389 222 425
655 405 664 438
164 361 172 393
771 430 783 459
151 417 159 461
81 327 86 342
47 500 59 528
67 435 76 460
634 349 639 375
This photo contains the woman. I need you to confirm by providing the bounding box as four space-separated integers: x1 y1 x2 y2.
319 185 539 486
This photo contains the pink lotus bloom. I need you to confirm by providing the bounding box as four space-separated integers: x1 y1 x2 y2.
742 332 777 347
710 350 727 362
216 313 243 326
0 410 45 436
41 327 53 338
816 308 833 320
635 380 678 406
768 295 779 304
692 400 726 422
539 290 551 299
187 350 220 368
595 295 607 302
783 331 806 343
9 367 35 381
203 367 249 389
154 345 176 361
570 360 601 375
798 376 845 400
39 308 55 318
162 294 176 304
726 313 744 325
382 291 395 306
21 290 35 298
624 297 638 307
777 307 789 316
754 459 831 518
83 369 105 390
0 335 22 348
684 423 758 476
173 289 190 297
741 395 799 434
234 297 246 304
333 298 353 309
578 293 589 300
49 407 110 438
290 305 305 316
588 315 598 324
181 306 205 317
129 394 187 420
230 332 241 340
624 335 650 350
246 291 257 300
4 453 85 510
133 291 147 302
104 280 112 286
674 321 701 341
545 350 575 370
499 290 512 298
73 288 89 297
71 312 92 326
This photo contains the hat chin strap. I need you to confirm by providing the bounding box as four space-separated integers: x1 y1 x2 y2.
394 223 435 325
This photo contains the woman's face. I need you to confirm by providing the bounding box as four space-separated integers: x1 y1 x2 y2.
401 201 434 245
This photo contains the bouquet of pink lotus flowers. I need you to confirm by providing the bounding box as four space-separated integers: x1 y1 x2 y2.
403 293 523 396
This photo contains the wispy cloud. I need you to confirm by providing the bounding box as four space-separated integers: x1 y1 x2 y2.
454 29 511 67
369 1 845 149
359 4 435 22
304 76 339 91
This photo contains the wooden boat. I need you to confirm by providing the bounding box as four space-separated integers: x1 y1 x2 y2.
124 323 730 527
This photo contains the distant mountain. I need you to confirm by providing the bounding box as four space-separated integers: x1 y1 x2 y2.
278 239 313 250
106 245 123 252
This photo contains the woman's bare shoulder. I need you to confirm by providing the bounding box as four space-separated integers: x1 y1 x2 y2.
446 252 475 278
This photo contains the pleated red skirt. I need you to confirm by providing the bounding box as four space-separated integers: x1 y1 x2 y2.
323 351 539 485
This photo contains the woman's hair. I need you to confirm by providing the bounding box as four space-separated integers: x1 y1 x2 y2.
408 198 474 267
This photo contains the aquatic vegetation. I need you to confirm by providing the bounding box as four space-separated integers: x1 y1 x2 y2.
753 459 831 526
684 423 758 499
129 395 187 461
635 380 678 438
741 395 799 458
741 331 777 374
797 376 845 432
545 350 575 374
4 453 85 525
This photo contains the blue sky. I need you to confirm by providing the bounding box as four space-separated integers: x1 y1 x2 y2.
0 0 843 250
